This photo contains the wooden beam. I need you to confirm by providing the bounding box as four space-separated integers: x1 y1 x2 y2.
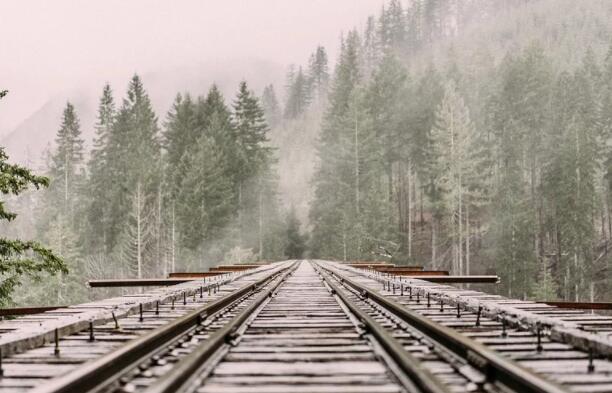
401 275 500 284
543 301 612 310
0 306 66 316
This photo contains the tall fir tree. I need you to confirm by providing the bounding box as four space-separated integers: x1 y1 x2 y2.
49 102 84 220
261 84 281 128
85 84 115 253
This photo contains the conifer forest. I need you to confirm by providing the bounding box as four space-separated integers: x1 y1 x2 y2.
2 0 612 307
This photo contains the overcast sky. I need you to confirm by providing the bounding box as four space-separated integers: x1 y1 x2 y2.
0 0 385 135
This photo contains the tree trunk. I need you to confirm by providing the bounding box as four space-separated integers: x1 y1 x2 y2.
238 181 243 248
171 202 176 274
466 202 470 276
258 180 264 260
407 163 412 259
431 218 437 269
136 182 142 280
354 104 360 215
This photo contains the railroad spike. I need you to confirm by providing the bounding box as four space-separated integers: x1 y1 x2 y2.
536 324 543 353
89 321 95 341
112 311 120 329
588 347 595 373
54 328 60 357
476 306 482 327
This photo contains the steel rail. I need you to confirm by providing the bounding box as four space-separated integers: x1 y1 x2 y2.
314 265 452 393
143 262 299 393
317 262 570 393
31 261 296 393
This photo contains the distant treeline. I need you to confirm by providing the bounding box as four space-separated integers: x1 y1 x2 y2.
9 75 313 306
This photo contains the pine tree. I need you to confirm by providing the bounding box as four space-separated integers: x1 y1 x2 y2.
0 89 65 305
85 84 115 253
307 46 330 103
310 31 364 259
430 81 474 275
50 102 84 218
107 75 161 268
285 207 306 258
162 93 196 200
231 81 273 250
284 67 310 119
261 84 281 128
177 117 233 251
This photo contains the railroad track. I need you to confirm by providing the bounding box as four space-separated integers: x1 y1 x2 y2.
2 260 612 392
0 261 294 392
320 261 612 393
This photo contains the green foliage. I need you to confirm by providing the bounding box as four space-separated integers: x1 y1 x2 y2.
0 94 66 305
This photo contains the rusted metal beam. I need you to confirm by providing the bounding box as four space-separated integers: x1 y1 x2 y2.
543 301 612 310
373 266 425 271
347 261 394 265
348 263 396 268
403 275 500 283
388 270 449 276
209 265 258 271
0 306 67 316
169 272 224 278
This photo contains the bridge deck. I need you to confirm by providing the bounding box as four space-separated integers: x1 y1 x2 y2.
0 260 611 393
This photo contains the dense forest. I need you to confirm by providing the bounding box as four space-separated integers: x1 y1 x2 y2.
281 0 612 302
2 0 612 306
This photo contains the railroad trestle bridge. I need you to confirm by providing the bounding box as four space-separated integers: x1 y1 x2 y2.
0 260 611 392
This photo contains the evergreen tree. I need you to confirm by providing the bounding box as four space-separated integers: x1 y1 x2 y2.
430 81 475 274
284 67 310 119
0 88 65 305
307 46 330 103
106 75 161 274
49 102 84 218
231 81 274 249
261 84 281 128
310 31 363 259
85 84 115 253
177 117 233 251
285 207 306 258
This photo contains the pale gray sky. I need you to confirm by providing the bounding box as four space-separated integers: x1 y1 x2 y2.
0 0 384 135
